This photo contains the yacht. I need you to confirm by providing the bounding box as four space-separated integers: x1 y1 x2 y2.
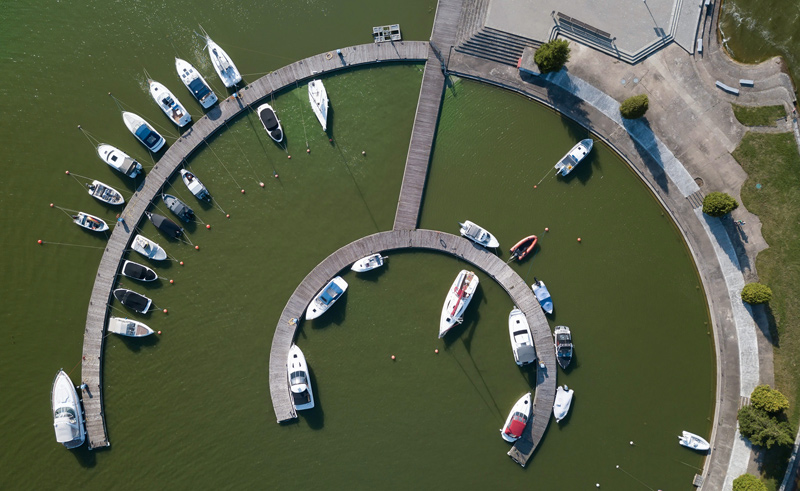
554 325 573 369
439 270 479 338
554 139 593 177
175 58 218 108
500 392 531 443
350 253 385 273
108 317 154 337
459 220 499 248
148 79 191 127
97 144 143 179
51 369 85 449
308 79 329 131
287 344 315 411
122 111 165 153
306 276 348 320
508 308 536 366
205 35 242 87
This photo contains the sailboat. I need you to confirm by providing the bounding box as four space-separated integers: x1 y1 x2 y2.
204 33 242 87
439 270 479 338
308 79 329 131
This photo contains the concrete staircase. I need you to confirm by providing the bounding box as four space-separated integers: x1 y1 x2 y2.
456 27 542 67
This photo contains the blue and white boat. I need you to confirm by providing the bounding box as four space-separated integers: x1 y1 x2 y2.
306 276 348 320
122 111 165 152
531 277 553 314
175 58 218 109
554 138 593 176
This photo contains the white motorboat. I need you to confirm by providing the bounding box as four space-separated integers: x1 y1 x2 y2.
51 369 85 449
87 180 124 205
531 277 553 314
508 308 536 366
162 194 195 222
121 260 158 282
72 212 109 232
459 220 500 248
108 317 154 337
553 385 574 423
306 276 348 320
439 270 479 338
308 79 329 131
678 431 710 451
148 79 191 127
350 253 386 273
114 288 152 314
287 344 315 411
554 138 593 177
180 169 211 201
175 58 218 109
131 234 168 261
500 392 531 443
97 144 143 179
256 103 283 143
122 111 166 153
554 325 573 369
205 35 242 87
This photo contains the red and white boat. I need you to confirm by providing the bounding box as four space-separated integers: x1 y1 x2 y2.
509 235 537 261
439 270 479 338
501 392 531 443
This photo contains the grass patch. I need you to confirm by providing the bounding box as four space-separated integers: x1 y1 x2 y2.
732 104 787 127
733 132 800 484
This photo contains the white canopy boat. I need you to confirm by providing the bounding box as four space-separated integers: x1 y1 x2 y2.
87 180 124 205
554 325 573 369
678 431 710 452
287 344 315 411
459 220 500 248
180 169 211 201
175 58 218 109
308 79 329 131
508 308 536 366
306 276 348 320
256 103 284 143
439 270 479 338
162 194 195 222
205 35 242 88
554 138 593 177
121 260 158 282
501 392 531 443
122 111 166 153
72 212 109 232
131 234 168 261
97 144 143 179
114 288 152 314
531 277 553 314
108 317 154 337
553 385 574 423
148 79 191 127
51 369 85 449
351 253 386 273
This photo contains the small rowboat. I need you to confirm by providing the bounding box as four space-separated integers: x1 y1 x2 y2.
509 235 537 261
351 253 386 273
553 385 574 423
108 317 154 337
113 288 152 314
97 144 143 179
72 212 109 232
146 212 183 239
678 431 710 452
131 234 168 261
180 169 211 202
532 277 553 314
121 260 157 282
501 392 531 443
162 194 194 222
87 180 124 205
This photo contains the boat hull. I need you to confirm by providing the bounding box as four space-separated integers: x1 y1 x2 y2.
72 212 109 232
121 260 158 281
508 308 536 366
308 79 328 131
510 235 537 261
97 144 142 178
131 234 168 261
532 279 553 314
306 276 348 320
459 220 500 248
87 180 124 205
439 270 479 337
180 170 211 201
287 344 315 410
555 138 593 176
122 111 166 152
501 392 531 443
162 194 195 222
554 325 573 369
553 385 574 423
350 253 385 272
114 288 152 314
206 38 242 88
256 104 284 143
147 212 183 239
51 369 85 449
679 431 710 451
148 80 191 127
108 317 154 337
175 58 218 108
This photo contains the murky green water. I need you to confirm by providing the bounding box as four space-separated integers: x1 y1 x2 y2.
1 1 713 489
719 0 800 88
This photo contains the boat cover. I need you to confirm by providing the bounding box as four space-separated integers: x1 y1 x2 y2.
259 108 279 131
516 345 536 364
463 223 482 239
114 289 150 312
188 78 211 100
320 283 343 305
164 195 194 221
54 415 79 443
149 213 182 238
505 416 527 437
116 155 138 175
123 262 155 281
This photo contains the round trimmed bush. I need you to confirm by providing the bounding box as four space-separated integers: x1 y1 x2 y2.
741 283 773 305
534 39 571 74
702 192 739 217
620 94 649 119
750 384 788 413
732 473 767 491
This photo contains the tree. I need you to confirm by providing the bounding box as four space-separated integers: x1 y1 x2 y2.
750 384 789 413
702 192 739 217
620 94 649 119
534 39 570 74
732 473 768 491
737 405 795 449
741 283 773 305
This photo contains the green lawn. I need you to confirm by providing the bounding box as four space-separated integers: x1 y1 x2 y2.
734 131 800 489
732 104 787 127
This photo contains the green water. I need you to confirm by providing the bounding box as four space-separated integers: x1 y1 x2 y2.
719 0 800 89
1 0 713 489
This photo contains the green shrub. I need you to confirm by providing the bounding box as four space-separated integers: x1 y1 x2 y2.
620 94 649 119
732 473 768 491
741 283 773 305
751 385 788 413
737 405 795 449
533 39 570 74
702 192 739 217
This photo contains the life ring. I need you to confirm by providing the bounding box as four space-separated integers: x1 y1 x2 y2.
325 52 333 60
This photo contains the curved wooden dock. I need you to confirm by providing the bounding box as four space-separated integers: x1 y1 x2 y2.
80 41 429 450
267 230 556 461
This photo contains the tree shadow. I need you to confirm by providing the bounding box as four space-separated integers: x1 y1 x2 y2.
751 303 780 347
755 444 792 484
719 216 753 273
702 214 750 275
621 117 670 193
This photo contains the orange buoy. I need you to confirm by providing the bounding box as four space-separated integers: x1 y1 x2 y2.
169 279 174 284
287 155 291 159
259 182 265 188
362 151 366 156
206 224 211 229
435 349 439 354
195 245 200 250
545 227 549 232
37 239 43 245
65 170 70 175
534 185 537 189
157 331 162 335
273 174 278 178
306 148 310 153
241 189 245 194
163 309 168 314
226 214 230 218
391 355 396 360
329 138 333 142
179 261 184 266
577 237 582 243
49 203 54 208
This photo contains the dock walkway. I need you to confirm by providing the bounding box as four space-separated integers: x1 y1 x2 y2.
267 229 556 465
80 41 428 450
